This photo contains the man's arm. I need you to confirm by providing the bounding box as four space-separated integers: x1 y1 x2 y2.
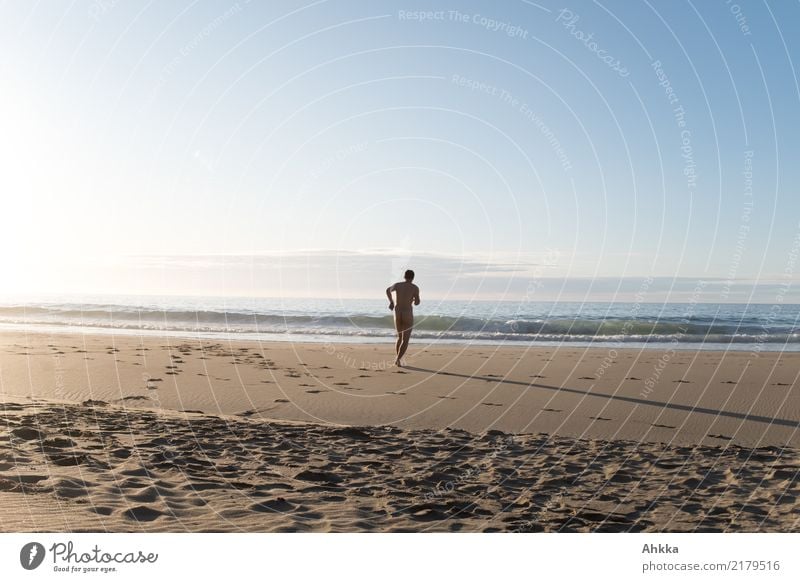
413 285 420 306
386 284 395 310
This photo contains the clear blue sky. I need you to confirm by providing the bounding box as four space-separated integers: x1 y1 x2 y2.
2 0 799 301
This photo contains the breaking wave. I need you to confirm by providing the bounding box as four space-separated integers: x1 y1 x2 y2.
0 303 797 345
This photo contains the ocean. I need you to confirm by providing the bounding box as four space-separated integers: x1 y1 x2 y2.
0 296 800 351
0 295 798 351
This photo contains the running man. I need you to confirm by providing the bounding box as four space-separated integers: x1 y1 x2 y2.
386 270 420 367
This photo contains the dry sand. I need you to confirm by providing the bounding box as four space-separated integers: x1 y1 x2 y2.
1 331 798 532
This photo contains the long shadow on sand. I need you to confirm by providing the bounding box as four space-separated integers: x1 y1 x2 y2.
403 366 800 430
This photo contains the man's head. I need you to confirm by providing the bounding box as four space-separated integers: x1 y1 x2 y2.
404 269 415 281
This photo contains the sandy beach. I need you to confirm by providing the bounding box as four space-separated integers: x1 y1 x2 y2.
1 331 798 532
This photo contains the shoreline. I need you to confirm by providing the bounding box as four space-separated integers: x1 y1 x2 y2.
1 322 797 353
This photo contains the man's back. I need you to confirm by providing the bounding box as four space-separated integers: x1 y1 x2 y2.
390 281 419 309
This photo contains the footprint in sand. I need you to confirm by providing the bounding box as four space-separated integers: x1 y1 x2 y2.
126 486 170 503
122 505 164 522
41 436 75 448
54 477 93 499
251 498 296 513
11 426 44 441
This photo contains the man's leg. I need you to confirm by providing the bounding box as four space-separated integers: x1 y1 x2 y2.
396 312 413 364
394 311 403 365
398 329 411 362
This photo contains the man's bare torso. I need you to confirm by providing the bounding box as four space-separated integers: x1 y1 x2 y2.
390 281 419 311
